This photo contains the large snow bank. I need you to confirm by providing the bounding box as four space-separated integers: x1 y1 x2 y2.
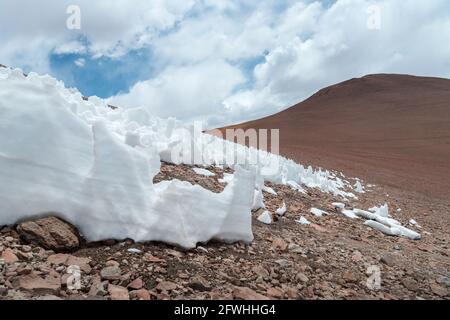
0 68 256 248
0 67 358 247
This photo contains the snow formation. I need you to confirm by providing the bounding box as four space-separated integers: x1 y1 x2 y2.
0 68 359 247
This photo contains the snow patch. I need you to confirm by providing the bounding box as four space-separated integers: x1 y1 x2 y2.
193 167 216 177
257 211 273 225
296 217 311 225
276 202 287 216
310 208 329 217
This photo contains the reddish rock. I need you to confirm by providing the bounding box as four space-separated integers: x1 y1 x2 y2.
108 284 130 300
16 216 80 252
130 289 151 300
143 253 165 263
128 278 144 290
266 287 284 299
1 248 19 264
47 254 91 273
271 238 288 251
233 287 270 300
12 273 61 295
156 281 177 292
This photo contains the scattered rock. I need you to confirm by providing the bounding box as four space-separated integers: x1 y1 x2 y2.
252 265 269 279
401 278 419 292
128 278 144 290
272 238 288 251
380 253 399 267
1 248 18 264
47 254 91 273
156 281 177 292
351 251 363 262
108 284 130 300
130 289 151 300
143 253 165 263
100 266 122 281
188 276 211 292
12 273 61 295
88 278 108 297
296 273 309 283
275 259 290 268
16 216 80 252
267 287 284 299
233 287 269 300
430 283 448 297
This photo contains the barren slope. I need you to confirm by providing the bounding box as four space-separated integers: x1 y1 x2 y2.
221 74 450 200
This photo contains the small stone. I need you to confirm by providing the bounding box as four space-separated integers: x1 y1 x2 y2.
105 260 120 267
351 251 363 262
343 271 359 283
88 278 108 297
252 265 269 279
156 281 177 292
21 245 32 253
1 248 18 264
233 287 269 300
437 276 450 288
402 278 419 292
108 284 130 300
296 273 309 283
130 289 151 300
128 278 144 290
380 253 398 267
100 266 122 281
272 238 288 252
286 287 298 299
0 287 8 296
143 253 165 263
430 283 448 297
275 259 290 268
188 276 211 292
47 253 69 265
266 287 284 299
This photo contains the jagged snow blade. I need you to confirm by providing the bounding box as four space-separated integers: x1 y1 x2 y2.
262 185 277 196
276 202 287 216
310 208 329 217
0 69 257 249
365 220 421 240
342 210 359 219
252 188 265 210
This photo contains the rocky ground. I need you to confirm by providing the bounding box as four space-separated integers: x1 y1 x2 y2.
1 162 449 300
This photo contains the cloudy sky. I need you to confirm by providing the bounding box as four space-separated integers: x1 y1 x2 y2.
1 0 450 127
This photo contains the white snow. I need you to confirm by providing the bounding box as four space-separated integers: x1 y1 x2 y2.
353 204 421 240
342 210 359 219
0 68 364 248
127 248 142 254
354 181 365 193
310 208 329 217
262 185 277 196
218 173 234 184
252 188 266 210
257 211 273 224
296 217 311 225
276 202 287 216
192 167 215 177
332 202 345 209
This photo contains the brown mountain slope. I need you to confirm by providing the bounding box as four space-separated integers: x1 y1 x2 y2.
220 74 450 199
